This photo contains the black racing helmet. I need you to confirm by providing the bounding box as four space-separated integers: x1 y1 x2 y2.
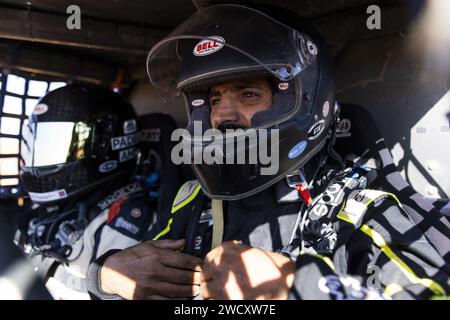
20 84 139 204
146 4 336 200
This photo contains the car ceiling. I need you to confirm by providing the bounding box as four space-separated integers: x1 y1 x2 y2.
0 0 424 83
0 0 377 27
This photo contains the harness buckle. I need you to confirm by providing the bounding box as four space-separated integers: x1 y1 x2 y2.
286 170 312 206
285 170 307 188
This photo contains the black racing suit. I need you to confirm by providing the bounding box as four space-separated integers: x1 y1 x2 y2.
86 160 450 300
85 104 450 300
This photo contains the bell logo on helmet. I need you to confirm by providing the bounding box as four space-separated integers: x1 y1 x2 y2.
193 36 225 56
288 140 307 159
32 104 49 115
192 99 205 107
278 82 289 90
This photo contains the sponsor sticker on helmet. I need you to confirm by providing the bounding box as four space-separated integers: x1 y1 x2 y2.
308 120 325 140
192 99 205 107
111 133 138 151
323 101 330 117
131 208 142 218
119 147 137 163
307 40 318 55
32 104 49 115
278 82 289 90
99 160 118 173
29 189 67 202
193 36 225 56
288 140 308 159
123 119 137 134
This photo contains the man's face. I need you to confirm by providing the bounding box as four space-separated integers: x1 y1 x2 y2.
208 78 272 130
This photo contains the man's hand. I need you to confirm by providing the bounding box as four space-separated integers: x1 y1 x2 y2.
100 239 203 300
200 241 295 300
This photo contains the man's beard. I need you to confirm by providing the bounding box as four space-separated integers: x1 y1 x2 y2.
217 122 246 132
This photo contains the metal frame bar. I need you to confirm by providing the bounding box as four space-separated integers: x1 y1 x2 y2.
0 69 66 191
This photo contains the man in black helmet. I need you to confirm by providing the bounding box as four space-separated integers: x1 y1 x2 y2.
15 84 160 299
88 4 450 300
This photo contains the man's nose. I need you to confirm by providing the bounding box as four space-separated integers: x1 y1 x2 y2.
210 96 240 129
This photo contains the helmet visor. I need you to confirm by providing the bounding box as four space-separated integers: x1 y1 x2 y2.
146 4 318 92
21 121 93 167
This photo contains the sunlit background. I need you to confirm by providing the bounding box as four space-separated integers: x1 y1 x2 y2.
0 73 66 188
402 0 450 200
334 0 450 203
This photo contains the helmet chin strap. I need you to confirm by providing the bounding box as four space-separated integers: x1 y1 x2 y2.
326 102 344 169
211 199 224 249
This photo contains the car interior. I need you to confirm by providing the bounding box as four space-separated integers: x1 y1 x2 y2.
0 0 449 299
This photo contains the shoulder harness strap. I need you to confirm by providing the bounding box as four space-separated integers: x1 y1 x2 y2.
337 189 401 227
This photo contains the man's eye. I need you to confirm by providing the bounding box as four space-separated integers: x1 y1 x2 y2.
210 98 220 106
242 91 259 98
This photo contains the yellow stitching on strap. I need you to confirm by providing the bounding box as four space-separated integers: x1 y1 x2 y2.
173 181 189 204
385 192 402 207
363 192 401 209
337 190 402 225
360 224 447 297
384 283 404 298
430 295 450 300
301 252 335 271
171 183 201 214
152 218 173 241
152 182 201 241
